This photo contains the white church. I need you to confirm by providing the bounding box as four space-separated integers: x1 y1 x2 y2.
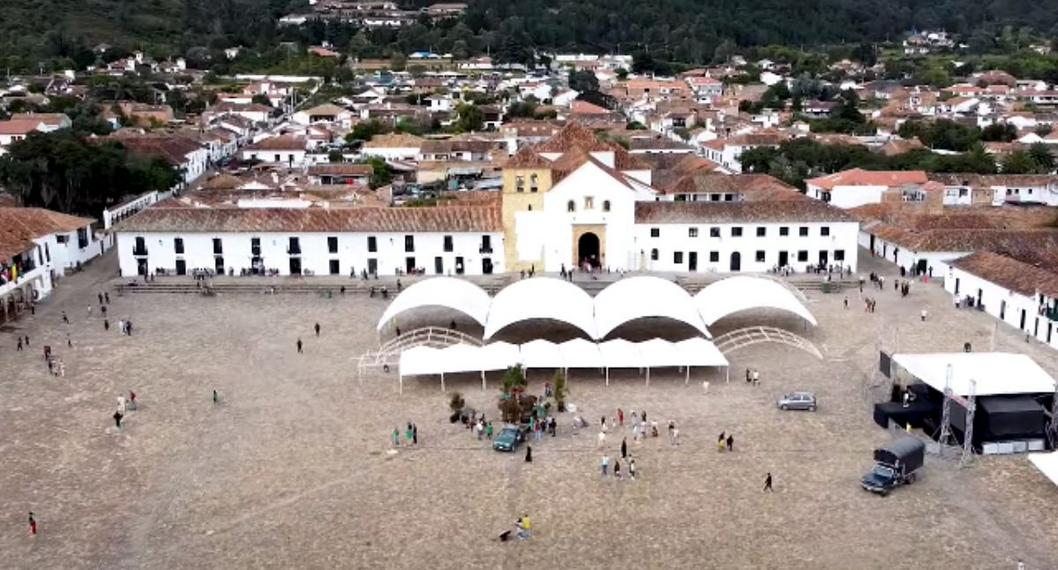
114 124 859 277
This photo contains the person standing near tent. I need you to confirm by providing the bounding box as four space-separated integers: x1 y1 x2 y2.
629 459 637 481
405 423 414 447
727 434 734 452
600 454 609 477
392 427 400 447
614 459 621 479
597 431 606 449
718 432 726 452
621 437 628 459
524 445 532 463
486 422 494 440
28 512 37 536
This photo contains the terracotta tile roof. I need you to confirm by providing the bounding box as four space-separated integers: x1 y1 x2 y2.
307 164 373 176
0 207 94 260
245 135 307 151
635 200 855 224
114 204 501 233
926 173 1058 187
301 104 349 116
952 251 1058 298
570 100 612 115
806 168 929 190
113 135 203 165
665 173 806 201
363 133 424 148
0 119 43 135
867 224 1058 255
505 145 551 168
10 113 69 126
534 122 614 154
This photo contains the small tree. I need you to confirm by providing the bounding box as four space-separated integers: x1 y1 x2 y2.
498 365 529 423
449 391 465 413
553 370 567 412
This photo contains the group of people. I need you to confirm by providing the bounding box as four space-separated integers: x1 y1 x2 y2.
717 431 736 452
744 368 761 386
391 422 419 447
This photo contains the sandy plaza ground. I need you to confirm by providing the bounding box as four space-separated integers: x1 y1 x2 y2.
2 249 1058 569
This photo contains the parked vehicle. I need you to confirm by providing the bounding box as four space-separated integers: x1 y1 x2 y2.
861 437 925 496
777 391 817 411
492 425 525 452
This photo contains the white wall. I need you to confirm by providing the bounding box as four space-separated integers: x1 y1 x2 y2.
117 231 505 277
944 268 1058 351
637 221 860 273
808 184 887 209
858 230 967 279
361 147 421 161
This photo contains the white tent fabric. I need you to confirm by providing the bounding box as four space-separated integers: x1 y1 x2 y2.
377 277 491 331
695 276 817 326
559 338 605 369
519 339 565 369
1028 452 1058 487
479 342 522 371
892 352 1056 397
399 346 444 376
484 277 597 339
636 338 683 368
593 276 711 339
598 339 643 369
673 337 730 367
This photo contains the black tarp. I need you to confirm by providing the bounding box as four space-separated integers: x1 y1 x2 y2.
873 400 939 429
874 437 925 472
977 396 1045 440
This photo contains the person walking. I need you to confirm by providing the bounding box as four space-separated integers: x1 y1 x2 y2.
718 432 726 452
752 370 760 386
62 311 69 324
671 427 680 446
113 410 124 429
617 408 624 427
104 292 110 304
476 420 484 440
296 338 303 354
614 459 621 479
98 292 104 305
843 296 849 310
104 318 110 331
314 322 320 337
629 458 637 481
920 309 928 322
129 391 137 410
28 512 37 536
66 333 72 348
726 434 734 452
517 514 532 540
597 431 606 449
392 427 400 447
763 472 773 492
101 304 106 316
412 423 418 445
600 454 609 477
16 337 23 351
524 444 532 463
486 422 494 440
405 423 413 447
621 437 628 459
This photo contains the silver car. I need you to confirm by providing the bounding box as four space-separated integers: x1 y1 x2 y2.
777 392 817 411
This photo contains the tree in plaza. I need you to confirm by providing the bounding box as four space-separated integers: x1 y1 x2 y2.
552 371 567 412
498 365 530 423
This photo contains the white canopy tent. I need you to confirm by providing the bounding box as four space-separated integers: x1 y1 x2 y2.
559 338 605 369
377 277 491 331
1028 452 1058 488
484 277 597 339
520 339 565 370
593 276 711 339
695 276 817 326
892 352 1057 397
398 337 731 391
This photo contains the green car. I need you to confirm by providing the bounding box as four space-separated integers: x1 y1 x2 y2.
492 425 524 452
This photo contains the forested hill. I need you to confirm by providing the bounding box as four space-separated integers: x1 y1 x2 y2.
2 0 1058 72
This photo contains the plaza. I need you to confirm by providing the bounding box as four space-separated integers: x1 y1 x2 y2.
2 251 1058 569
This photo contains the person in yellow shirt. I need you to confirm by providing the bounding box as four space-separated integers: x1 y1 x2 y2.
517 514 532 540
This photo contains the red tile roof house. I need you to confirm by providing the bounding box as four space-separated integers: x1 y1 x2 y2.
805 169 930 209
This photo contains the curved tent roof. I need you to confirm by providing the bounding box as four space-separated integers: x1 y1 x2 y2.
484 277 596 339
520 339 565 369
377 277 491 331
695 276 817 326
598 339 643 368
559 338 605 369
480 342 522 371
593 276 711 338
399 346 444 376
673 337 729 367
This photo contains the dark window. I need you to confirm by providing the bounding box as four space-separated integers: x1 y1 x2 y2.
779 226 789 236
731 227 743 237
834 249 845 261
650 248 659 261
251 237 261 256
327 236 338 253
603 200 611 212
44 243 50 263
756 250 766 262
404 235 414 252
674 251 684 264
367 236 377 253
174 238 184 254
329 259 340 275
134 237 146 256
756 227 766 237
215 255 224 274
443 235 454 252
650 228 660 238
516 175 525 192
212 238 223 254
709 251 719 262
367 258 378 274
77 227 89 248
709 227 720 238
689 227 698 238
821 226 830 236
56 234 68 244
797 250 808 262
480 235 492 253
799 227 809 237
567 200 575 213
530 174 538 192
288 237 300 255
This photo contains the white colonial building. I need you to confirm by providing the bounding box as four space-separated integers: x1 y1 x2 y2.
115 124 861 278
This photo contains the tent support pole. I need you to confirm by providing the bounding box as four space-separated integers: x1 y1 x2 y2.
481 370 486 391
726 366 730 383
646 367 650 386
399 373 403 395
605 368 609 386
685 366 690 385
441 373 445 392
